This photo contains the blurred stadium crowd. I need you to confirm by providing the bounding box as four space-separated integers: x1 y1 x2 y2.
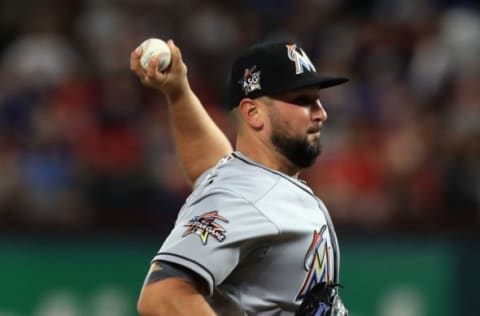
0 0 478 233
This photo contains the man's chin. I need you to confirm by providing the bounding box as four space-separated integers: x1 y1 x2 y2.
307 141 322 155
295 147 321 168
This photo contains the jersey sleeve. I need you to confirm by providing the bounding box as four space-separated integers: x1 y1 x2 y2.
152 189 279 295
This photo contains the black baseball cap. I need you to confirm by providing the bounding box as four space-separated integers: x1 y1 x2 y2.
226 41 348 108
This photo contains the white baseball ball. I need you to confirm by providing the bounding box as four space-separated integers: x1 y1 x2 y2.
138 38 172 72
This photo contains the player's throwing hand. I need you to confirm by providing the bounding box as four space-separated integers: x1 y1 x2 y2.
130 39 189 102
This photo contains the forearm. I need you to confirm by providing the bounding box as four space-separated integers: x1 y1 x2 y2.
167 84 233 184
130 39 232 185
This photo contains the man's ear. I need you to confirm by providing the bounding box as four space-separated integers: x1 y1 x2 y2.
238 98 264 129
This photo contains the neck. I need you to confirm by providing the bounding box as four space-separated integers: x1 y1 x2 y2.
236 137 301 178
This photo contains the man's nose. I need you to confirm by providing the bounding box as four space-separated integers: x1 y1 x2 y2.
311 99 327 122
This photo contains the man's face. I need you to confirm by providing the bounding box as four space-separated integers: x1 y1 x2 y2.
267 87 328 169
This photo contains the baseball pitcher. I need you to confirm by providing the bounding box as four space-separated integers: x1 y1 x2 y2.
131 39 349 315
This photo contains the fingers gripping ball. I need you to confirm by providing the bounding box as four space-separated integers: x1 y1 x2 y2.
139 38 172 72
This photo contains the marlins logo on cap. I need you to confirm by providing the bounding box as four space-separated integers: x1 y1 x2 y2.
286 44 316 74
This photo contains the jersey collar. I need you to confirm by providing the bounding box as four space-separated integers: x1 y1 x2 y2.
231 151 314 196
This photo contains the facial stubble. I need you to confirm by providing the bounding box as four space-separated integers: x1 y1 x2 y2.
270 123 322 169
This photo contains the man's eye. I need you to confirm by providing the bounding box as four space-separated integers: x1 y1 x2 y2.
291 97 312 105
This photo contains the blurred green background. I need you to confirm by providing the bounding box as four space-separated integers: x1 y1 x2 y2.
0 0 478 315
1 234 479 316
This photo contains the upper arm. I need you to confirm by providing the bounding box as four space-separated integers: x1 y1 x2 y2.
137 263 214 316
142 260 208 295
168 89 233 185
153 190 279 295
178 142 231 185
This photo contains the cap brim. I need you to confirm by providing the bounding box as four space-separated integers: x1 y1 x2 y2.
315 76 349 89
282 75 349 93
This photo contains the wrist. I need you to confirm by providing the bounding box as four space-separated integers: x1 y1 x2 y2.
166 79 191 105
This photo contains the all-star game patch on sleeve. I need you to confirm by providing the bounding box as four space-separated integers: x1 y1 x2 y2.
152 188 279 295
182 210 229 245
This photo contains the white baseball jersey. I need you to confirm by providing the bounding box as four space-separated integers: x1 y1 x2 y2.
152 151 340 315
